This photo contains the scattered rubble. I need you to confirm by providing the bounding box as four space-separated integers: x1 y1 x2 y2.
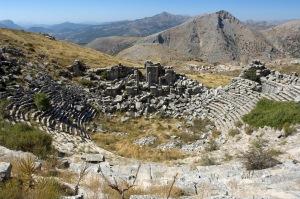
134 136 157 147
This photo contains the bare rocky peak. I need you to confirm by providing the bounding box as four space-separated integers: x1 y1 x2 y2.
119 10 281 64
216 10 239 21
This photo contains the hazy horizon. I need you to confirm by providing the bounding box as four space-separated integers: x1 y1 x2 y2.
1 0 300 26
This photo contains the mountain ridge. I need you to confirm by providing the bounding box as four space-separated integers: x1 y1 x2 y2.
26 12 190 44
118 10 292 64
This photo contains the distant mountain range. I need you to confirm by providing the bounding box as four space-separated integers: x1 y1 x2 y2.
27 22 91 41
25 12 190 44
1 11 299 64
0 20 23 30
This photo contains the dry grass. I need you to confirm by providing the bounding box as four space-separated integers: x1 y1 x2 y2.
83 175 102 196
57 170 77 184
102 183 186 199
0 28 136 68
270 64 300 75
92 115 186 161
93 134 185 162
186 73 232 88
115 140 185 161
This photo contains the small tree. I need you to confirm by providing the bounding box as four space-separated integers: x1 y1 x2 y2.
97 163 141 199
242 68 261 83
74 163 89 195
167 173 178 199
34 92 50 111
242 138 279 170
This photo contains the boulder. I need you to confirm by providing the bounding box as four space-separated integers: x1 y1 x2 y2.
61 195 83 199
129 196 164 199
82 154 105 164
68 60 88 76
0 162 12 182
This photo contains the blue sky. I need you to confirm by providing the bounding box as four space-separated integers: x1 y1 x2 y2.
1 0 300 25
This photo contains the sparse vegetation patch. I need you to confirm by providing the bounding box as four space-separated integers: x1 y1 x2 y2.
34 92 51 111
243 98 300 129
242 138 280 170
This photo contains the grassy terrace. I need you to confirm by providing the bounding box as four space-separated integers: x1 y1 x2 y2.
92 115 187 162
92 114 213 162
243 98 300 129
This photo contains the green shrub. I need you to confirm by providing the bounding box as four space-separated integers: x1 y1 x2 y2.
99 70 108 80
190 118 212 133
0 122 53 159
0 178 64 199
242 68 260 83
174 132 199 144
79 79 94 88
0 179 23 199
235 121 243 128
243 98 300 129
0 100 10 121
228 128 240 137
242 138 279 170
34 92 51 111
29 178 64 199
211 130 221 139
0 157 67 199
267 148 283 157
199 154 217 166
244 126 254 135
223 152 233 162
205 138 219 152
283 123 296 137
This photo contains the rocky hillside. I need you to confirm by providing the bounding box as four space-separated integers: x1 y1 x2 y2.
118 10 283 64
263 20 300 57
0 28 136 67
